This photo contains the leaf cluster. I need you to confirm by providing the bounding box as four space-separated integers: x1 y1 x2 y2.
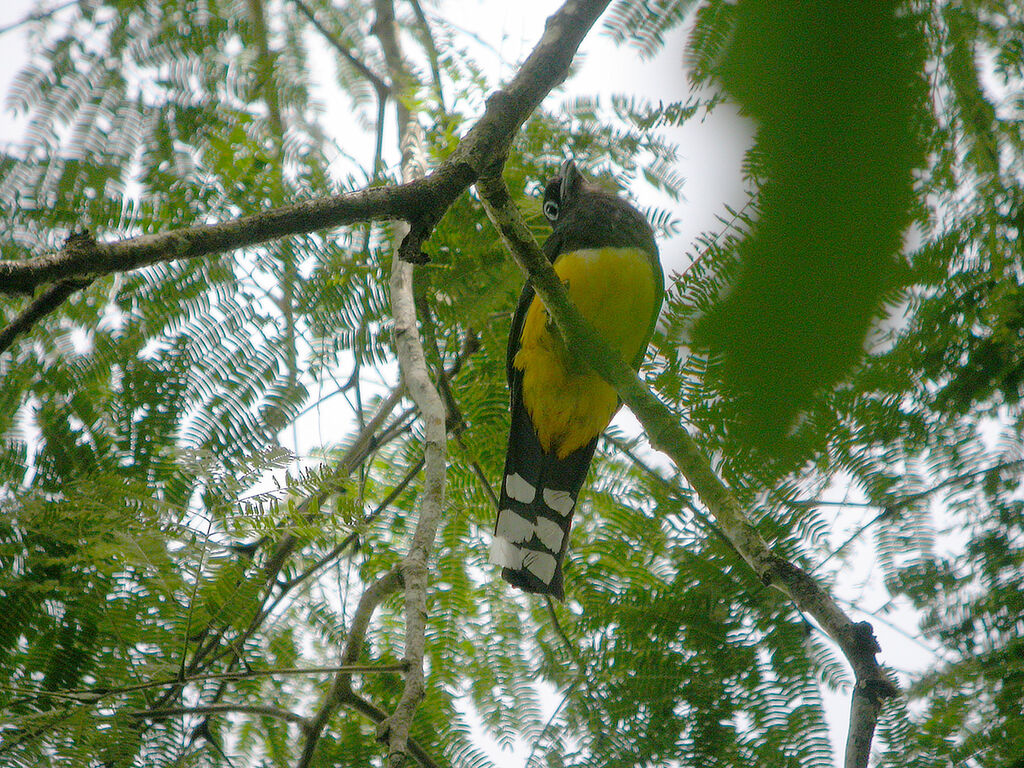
1 0 1023 767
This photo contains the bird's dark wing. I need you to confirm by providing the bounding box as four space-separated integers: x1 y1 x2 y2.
506 282 535 387
494 274 597 600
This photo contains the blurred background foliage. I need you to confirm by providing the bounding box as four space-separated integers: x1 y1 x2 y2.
0 0 1022 766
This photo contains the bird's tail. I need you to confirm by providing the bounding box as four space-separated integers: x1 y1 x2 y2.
490 393 598 600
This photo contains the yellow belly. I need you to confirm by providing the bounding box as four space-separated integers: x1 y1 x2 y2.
515 247 658 459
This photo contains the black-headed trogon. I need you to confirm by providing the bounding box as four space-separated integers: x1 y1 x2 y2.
491 160 664 599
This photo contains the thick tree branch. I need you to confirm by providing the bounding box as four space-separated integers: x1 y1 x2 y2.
0 0 611 356
475 171 897 768
0 180 455 294
4 663 409 705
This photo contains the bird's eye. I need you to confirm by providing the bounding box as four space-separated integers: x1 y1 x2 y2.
543 200 560 221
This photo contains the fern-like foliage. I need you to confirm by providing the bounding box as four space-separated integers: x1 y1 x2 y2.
1 1 1023 767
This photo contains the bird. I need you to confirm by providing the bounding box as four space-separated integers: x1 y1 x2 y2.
490 159 664 599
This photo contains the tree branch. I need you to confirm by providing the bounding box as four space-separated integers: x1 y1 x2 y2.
414 291 498 507
373 0 447 763
247 0 302 444
0 180 457 294
298 568 403 768
474 171 897 768
0 276 92 355
277 454 425 593
135 703 311 731
335 688 441 768
294 0 392 97
0 0 611 353
293 0 392 177
406 0 446 111
146 382 410 716
182 331 477 737
0 0 77 36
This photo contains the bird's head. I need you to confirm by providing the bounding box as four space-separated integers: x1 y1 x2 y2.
541 159 587 225
540 159 658 259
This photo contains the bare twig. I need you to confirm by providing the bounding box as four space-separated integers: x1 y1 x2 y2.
247 0 302 454
293 0 392 177
414 290 497 506
524 679 576 768
294 0 391 97
277 454 425 593
407 0 446 111
294 384 409 518
185 331 476 726
0 0 78 36
475 171 897 768
804 457 1024 575
147 383 410 716
334 687 441 768
135 703 310 731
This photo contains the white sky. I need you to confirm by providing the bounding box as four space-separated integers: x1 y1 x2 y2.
0 2 942 767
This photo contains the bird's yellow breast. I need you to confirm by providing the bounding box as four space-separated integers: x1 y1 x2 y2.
515 247 658 459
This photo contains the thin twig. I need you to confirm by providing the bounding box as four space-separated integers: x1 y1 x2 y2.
335 688 441 768
293 0 393 179
524 678 576 768
277 455 425 592
523 600 594 768
414 290 498 507
135 703 310 731
0 0 78 36
808 457 1024 575
149 384 410 714
294 0 391 96
407 0 446 111
196 425 420 671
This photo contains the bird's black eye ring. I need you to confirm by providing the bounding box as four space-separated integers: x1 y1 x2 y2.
543 200 560 221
